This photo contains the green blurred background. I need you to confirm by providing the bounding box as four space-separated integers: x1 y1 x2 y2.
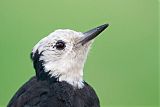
0 0 159 107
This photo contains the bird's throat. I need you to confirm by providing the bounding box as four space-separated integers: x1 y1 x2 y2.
43 60 84 89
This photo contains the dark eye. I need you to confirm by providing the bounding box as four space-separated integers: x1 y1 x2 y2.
55 40 66 50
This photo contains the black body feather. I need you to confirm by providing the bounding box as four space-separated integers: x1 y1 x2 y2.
7 50 100 107
7 76 99 107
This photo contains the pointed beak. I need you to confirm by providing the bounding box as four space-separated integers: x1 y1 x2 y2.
79 24 109 45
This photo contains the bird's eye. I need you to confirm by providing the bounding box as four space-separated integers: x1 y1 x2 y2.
55 40 66 50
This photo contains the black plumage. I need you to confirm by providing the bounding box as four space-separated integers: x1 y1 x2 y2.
7 76 99 107
7 51 100 107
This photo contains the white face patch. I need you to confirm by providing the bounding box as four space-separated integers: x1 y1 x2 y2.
32 29 92 89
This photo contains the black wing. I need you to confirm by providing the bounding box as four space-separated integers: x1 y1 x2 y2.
7 76 51 107
7 76 72 107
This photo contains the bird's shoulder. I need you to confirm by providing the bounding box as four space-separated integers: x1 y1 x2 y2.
72 81 100 107
7 76 75 107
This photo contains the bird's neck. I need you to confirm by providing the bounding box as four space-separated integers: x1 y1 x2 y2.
31 50 85 88
31 50 57 82
42 58 85 88
31 47 90 89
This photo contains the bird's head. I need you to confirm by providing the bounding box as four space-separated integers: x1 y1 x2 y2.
31 24 109 88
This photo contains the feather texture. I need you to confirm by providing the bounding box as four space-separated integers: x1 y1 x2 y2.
7 76 100 107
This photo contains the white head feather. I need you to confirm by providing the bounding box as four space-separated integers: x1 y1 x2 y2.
31 24 108 89
32 29 92 88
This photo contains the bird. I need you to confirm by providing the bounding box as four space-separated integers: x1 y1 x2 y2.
7 23 109 107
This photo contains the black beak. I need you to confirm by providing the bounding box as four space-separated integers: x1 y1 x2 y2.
79 24 109 45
